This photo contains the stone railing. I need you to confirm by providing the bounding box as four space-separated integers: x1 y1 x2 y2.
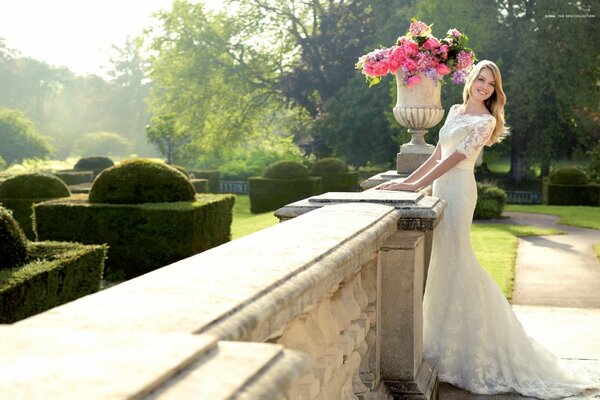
0 190 445 400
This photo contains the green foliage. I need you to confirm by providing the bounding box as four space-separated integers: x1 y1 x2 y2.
89 158 195 204
72 131 133 157
189 171 219 193
548 166 589 185
146 2 282 162
54 170 94 185
0 241 106 323
0 173 70 199
191 179 209 193
586 142 600 182
474 183 508 220
316 76 400 167
146 114 191 165
217 144 305 181
0 206 28 270
249 177 322 213
0 108 52 165
505 204 600 231
170 164 190 177
543 181 600 206
263 161 309 180
34 195 234 280
0 173 71 238
74 156 115 173
0 156 6 171
310 158 348 174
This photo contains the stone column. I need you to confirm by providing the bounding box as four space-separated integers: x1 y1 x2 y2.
376 230 437 400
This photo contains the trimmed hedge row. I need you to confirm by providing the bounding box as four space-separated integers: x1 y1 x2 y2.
191 179 209 193
0 241 106 323
543 182 600 206
249 177 322 213
55 170 94 185
312 172 359 193
0 174 71 239
190 170 220 193
34 194 235 280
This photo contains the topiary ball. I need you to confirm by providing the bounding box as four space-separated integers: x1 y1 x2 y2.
0 173 71 199
74 156 114 172
89 158 196 204
263 161 309 180
310 158 349 174
0 206 28 270
548 166 589 186
170 164 190 178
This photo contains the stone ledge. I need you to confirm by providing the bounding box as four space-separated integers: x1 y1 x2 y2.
275 191 446 232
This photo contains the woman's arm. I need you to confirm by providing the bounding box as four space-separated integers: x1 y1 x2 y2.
376 149 466 191
402 144 442 184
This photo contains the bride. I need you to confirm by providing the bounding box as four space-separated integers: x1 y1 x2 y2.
376 60 598 398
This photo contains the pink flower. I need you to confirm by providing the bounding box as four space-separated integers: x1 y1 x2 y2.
403 58 417 72
403 41 419 57
405 75 422 88
447 28 462 38
387 46 406 72
436 63 451 76
437 44 449 60
456 50 474 70
409 20 431 37
424 37 440 51
363 59 390 77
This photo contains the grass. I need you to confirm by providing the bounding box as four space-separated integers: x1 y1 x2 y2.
231 195 278 240
471 223 562 299
505 204 600 231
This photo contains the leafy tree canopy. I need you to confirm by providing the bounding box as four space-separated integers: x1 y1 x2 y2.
0 108 52 165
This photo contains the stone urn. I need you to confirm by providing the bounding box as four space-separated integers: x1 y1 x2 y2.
393 71 445 175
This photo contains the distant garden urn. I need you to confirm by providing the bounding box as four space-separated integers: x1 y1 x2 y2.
393 71 445 175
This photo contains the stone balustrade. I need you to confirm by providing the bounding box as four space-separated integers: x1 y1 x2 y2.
0 190 445 400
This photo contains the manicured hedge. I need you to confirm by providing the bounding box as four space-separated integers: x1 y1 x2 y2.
190 170 220 193
0 206 28 269
543 181 600 206
249 177 322 213
0 241 106 323
33 194 235 280
89 159 195 204
474 182 508 219
74 156 114 177
309 158 358 193
191 179 209 193
0 174 71 239
54 170 94 185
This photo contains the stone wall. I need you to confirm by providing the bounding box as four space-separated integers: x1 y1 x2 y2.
0 191 445 400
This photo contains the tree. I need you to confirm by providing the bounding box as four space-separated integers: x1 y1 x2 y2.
0 108 52 164
145 1 285 163
72 131 133 157
146 114 191 164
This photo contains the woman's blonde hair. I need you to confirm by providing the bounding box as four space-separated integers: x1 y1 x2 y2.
462 60 509 144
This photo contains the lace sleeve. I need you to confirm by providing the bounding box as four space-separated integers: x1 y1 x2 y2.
455 116 496 158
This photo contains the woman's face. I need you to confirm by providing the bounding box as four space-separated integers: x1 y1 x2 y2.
470 67 496 102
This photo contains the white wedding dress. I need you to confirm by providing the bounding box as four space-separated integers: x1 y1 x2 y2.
423 104 599 399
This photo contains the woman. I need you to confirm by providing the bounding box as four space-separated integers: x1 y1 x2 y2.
376 60 598 398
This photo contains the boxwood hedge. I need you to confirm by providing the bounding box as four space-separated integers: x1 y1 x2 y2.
33 194 235 280
0 241 106 323
190 170 220 193
249 177 322 213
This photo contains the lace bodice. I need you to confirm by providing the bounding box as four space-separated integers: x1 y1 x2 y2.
438 104 496 170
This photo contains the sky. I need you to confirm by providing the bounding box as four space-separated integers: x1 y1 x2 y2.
0 0 219 77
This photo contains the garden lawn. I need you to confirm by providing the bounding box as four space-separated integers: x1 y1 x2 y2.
471 224 561 299
505 205 600 231
231 194 278 240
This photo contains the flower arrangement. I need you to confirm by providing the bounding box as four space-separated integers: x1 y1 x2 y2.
356 19 476 88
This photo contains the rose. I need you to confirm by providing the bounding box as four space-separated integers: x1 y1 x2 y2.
356 19 476 87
